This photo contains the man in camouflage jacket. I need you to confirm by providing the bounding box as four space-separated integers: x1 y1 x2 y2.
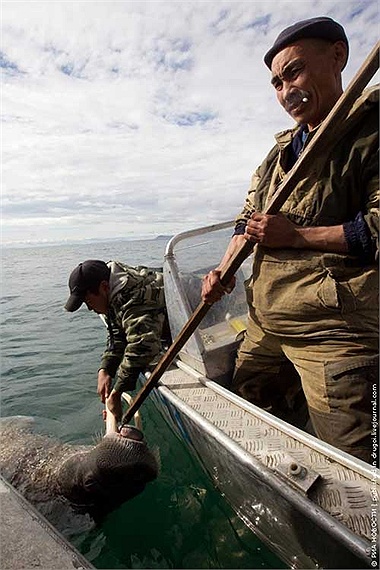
202 17 378 462
65 259 168 420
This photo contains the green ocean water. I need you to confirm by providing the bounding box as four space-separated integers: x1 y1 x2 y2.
1 238 285 569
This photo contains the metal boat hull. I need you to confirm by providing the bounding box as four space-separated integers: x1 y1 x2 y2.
152 380 372 569
154 221 378 569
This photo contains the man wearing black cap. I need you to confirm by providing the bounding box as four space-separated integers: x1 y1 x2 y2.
202 17 378 462
65 260 168 421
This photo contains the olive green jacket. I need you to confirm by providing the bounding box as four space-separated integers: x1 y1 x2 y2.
236 85 379 338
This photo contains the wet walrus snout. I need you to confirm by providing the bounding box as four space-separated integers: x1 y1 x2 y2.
57 395 158 516
57 432 159 515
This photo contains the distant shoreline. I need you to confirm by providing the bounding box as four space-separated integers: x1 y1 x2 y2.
2 235 173 250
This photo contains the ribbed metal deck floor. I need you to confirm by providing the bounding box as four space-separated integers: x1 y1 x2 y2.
160 366 377 542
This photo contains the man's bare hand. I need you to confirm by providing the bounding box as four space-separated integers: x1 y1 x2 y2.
245 213 299 248
201 270 236 304
97 369 112 403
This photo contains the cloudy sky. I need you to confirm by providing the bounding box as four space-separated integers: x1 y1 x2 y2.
2 0 379 245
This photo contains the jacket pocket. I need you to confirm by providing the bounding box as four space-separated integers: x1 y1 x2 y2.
316 269 341 311
316 269 358 313
320 258 378 314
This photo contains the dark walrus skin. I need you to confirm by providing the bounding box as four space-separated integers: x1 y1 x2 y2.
0 417 159 525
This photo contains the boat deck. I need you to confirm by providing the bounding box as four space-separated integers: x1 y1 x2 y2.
159 363 376 543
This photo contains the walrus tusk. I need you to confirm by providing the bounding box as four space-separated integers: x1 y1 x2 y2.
105 393 142 435
121 393 142 431
105 398 119 434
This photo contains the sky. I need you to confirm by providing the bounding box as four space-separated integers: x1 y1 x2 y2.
1 0 379 245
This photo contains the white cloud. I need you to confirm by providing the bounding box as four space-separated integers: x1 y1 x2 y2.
1 0 379 244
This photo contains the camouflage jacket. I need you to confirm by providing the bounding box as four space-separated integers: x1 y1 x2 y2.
99 261 166 388
236 85 379 337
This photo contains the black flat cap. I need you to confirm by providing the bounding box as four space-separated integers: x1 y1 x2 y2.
264 16 349 70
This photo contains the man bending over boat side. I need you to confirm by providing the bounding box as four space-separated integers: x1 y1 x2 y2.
65 260 169 421
201 17 379 464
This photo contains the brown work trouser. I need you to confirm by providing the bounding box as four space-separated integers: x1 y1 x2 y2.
233 310 378 464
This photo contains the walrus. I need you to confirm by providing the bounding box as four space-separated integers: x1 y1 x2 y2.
0 415 159 526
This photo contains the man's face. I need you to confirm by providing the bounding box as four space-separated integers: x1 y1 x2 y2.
84 281 109 314
270 39 346 129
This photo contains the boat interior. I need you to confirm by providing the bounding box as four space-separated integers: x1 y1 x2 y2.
164 222 251 382
159 221 377 566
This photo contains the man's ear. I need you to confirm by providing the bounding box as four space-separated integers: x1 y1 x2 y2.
99 280 110 294
332 40 348 72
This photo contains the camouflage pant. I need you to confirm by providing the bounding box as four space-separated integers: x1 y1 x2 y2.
233 309 378 463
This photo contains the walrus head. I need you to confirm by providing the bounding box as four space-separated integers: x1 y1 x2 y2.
57 426 158 517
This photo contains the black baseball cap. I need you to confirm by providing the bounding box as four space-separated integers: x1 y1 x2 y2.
65 260 110 312
264 16 349 70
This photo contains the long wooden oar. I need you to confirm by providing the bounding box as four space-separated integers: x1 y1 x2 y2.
121 41 379 427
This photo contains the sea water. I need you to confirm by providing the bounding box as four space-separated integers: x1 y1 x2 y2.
0 238 284 569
